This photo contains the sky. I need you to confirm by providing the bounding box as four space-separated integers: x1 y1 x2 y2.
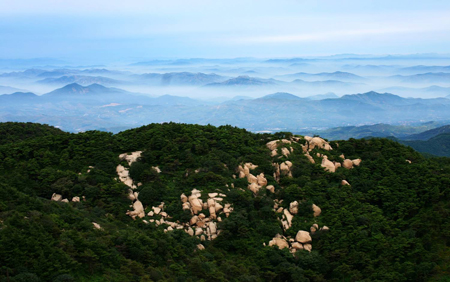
1 0 450 63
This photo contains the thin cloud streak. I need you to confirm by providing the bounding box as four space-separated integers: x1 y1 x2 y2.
227 27 450 44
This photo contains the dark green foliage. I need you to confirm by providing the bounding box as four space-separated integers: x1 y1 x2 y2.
1 122 450 281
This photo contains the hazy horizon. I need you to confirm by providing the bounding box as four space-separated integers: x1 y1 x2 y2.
1 0 450 63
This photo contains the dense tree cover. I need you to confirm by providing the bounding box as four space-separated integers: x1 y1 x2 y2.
1 122 450 281
0 122 65 146
396 133 450 157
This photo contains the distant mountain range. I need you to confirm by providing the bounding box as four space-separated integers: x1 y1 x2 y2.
398 65 450 74
135 72 227 86
37 75 123 86
276 71 365 82
391 72 450 84
0 85 26 94
3 83 450 133
205 75 279 87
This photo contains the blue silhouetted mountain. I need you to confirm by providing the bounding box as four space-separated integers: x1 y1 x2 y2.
277 71 365 82
306 93 339 100
135 72 227 85
390 72 450 84
37 75 122 86
402 125 450 141
206 75 280 87
0 92 38 104
398 65 450 74
258 92 303 100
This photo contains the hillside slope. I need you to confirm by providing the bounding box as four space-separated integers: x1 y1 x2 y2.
1 122 450 281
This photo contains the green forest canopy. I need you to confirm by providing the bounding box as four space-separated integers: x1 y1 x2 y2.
1 122 450 282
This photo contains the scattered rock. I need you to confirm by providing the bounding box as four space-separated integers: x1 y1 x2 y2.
321 156 335 173
295 231 312 243
312 204 321 217
51 193 62 202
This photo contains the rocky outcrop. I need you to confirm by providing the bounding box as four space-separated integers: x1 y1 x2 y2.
126 200 145 219
51 193 62 202
342 159 353 169
295 230 312 243
289 201 299 215
304 136 332 151
237 162 268 195
312 204 321 217
341 180 350 186
92 222 102 230
321 156 335 173
119 151 143 166
352 159 362 166
268 234 289 249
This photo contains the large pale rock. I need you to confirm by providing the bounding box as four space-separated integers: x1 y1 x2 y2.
271 149 278 157
72 196 80 202
248 182 261 194
195 227 203 236
312 204 321 217
266 185 275 193
352 159 362 166
51 193 62 202
189 197 203 214
197 244 205 250
309 137 332 151
281 147 290 157
209 206 217 219
127 200 145 219
191 188 202 198
295 230 312 243
215 203 223 213
61 199 69 203
266 140 279 151
341 180 350 186
152 207 161 215
119 151 142 166
291 242 303 250
92 222 102 230
335 162 341 169
180 193 188 203
289 201 299 215
342 159 353 169
182 202 191 210
257 173 268 186
208 222 217 234
269 234 289 249
303 243 312 252
247 173 258 184
283 209 294 230
321 156 335 173
152 166 161 173
208 193 218 198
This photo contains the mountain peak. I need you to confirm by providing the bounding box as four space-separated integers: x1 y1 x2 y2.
260 92 302 100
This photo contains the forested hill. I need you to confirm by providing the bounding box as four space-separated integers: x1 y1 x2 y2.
1 122 450 281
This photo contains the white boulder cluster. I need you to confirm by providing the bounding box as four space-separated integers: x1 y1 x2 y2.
268 230 317 253
274 200 322 231
116 151 146 219
179 189 232 241
268 137 362 175
51 193 84 203
237 162 268 195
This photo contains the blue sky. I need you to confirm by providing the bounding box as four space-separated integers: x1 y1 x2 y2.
1 0 450 63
